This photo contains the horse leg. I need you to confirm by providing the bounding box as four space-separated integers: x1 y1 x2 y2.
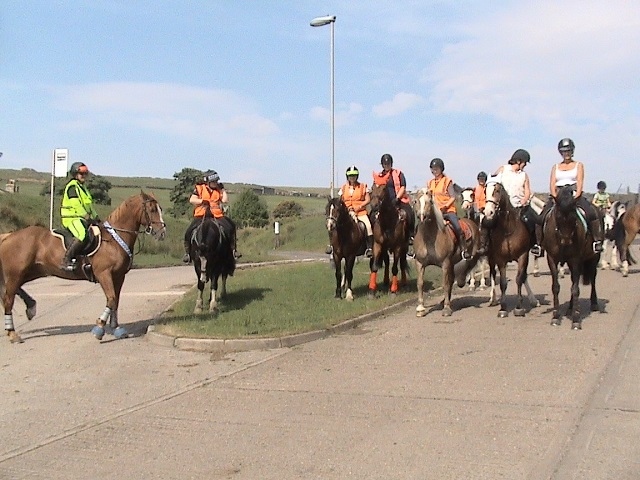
219 273 228 299
383 253 390 287
390 253 400 294
344 256 356 301
532 256 540 277
416 262 428 317
442 261 454 316
611 243 620 270
599 240 610 269
209 274 219 313
333 254 342 299
368 256 379 298
497 263 509 318
488 260 499 307
93 273 126 340
399 255 408 287
513 254 529 317
479 258 488 289
194 282 205 314
569 267 582 330
548 259 561 325
17 288 37 321
3 280 22 343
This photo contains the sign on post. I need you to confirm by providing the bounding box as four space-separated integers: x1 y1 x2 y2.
53 149 69 178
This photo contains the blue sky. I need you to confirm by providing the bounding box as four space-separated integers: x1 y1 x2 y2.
2 1 639 194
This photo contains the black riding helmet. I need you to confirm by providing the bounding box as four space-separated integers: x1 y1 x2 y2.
69 162 89 176
509 149 531 165
597 180 607 190
558 138 575 153
429 158 445 171
380 153 393 166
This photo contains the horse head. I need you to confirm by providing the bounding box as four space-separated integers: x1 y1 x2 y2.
460 188 475 218
414 188 445 230
139 192 167 240
325 197 347 232
550 185 580 249
482 181 510 225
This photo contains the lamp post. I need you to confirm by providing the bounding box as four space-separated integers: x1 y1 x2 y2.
310 14 336 198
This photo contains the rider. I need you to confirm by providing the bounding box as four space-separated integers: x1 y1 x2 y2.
473 171 488 219
427 157 471 260
532 138 604 257
60 162 100 271
339 165 374 257
182 170 241 263
592 180 612 211
478 149 536 255
374 153 415 246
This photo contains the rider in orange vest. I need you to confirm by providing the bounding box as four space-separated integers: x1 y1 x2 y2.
374 153 416 244
182 170 240 263
338 165 373 257
427 158 471 260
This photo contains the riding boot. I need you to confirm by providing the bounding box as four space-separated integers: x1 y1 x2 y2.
325 243 333 255
589 219 604 253
60 239 84 272
182 241 191 263
477 227 489 256
365 235 373 258
231 232 242 259
456 231 471 260
531 224 544 258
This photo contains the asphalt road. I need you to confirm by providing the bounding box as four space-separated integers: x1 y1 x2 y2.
1 257 640 479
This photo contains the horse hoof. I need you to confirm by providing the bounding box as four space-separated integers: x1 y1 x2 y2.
194 307 203 314
442 308 452 317
497 310 508 318
591 303 600 312
572 322 582 330
92 325 105 340
26 305 37 321
551 319 561 326
7 331 24 343
513 308 525 317
113 327 128 339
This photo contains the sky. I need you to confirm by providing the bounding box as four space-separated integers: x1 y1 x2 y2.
2 1 640 194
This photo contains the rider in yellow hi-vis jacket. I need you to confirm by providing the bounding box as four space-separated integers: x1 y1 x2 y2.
60 162 99 271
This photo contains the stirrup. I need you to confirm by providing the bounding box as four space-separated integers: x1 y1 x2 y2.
531 245 544 258
325 245 333 255
461 249 472 260
233 250 242 259
364 248 373 258
593 241 603 253
60 259 77 272
182 253 191 264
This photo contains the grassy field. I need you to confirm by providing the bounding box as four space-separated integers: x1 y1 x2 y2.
155 260 439 339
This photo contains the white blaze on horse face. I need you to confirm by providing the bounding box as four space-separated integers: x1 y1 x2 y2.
483 183 498 220
326 204 336 232
460 189 474 211
156 205 167 240
417 189 429 222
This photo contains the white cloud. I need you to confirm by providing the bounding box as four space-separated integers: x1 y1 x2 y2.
372 92 426 118
309 102 363 127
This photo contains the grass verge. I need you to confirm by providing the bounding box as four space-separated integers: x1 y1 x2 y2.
155 260 441 339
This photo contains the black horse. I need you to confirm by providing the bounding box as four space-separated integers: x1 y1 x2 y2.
190 208 236 314
325 198 367 300
541 185 600 329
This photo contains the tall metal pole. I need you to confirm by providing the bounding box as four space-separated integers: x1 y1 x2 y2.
330 20 335 198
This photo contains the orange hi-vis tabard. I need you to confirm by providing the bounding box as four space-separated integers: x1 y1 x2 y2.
194 185 224 218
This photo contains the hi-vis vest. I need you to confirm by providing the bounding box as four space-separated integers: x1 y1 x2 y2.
194 185 224 218
341 182 368 214
373 169 410 204
474 184 486 210
61 179 95 223
428 175 457 214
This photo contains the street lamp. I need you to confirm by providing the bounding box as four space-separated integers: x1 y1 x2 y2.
310 14 336 198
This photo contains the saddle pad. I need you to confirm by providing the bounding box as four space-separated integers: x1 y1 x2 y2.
446 220 473 241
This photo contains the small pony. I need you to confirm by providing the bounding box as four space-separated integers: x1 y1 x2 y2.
541 185 601 329
460 187 489 290
367 183 409 296
190 207 236 314
599 201 622 270
609 201 638 277
413 188 479 317
325 197 367 300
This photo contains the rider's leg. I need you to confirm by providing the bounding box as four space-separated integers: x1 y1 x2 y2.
60 219 87 271
446 213 470 259
183 218 199 263
360 213 374 258
228 217 242 259
477 223 490 256
531 199 552 257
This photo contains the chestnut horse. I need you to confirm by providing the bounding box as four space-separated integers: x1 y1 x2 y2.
325 197 367 300
190 208 236 313
367 183 409 296
482 182 539 318
541 185 600 329
610 202 639 277
413 188 480 317
0 192 166 343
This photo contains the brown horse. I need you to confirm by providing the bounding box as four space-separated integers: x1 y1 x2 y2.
0 192 166 343
610 202 639 277
541 185 600 329
367 183 409 296
413 188 480 316
482 182 539 318
325 197 367 300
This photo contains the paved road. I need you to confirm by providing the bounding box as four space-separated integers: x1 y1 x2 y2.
1 259 640 479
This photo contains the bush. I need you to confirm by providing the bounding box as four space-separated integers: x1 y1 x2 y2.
231 189 269 228
273 200 303 219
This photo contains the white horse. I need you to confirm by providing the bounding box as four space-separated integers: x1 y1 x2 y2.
460 188 490 291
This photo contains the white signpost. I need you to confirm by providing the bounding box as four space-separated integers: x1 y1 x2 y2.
50 149 69 230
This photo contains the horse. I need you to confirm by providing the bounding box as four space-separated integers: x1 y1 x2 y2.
367 183 409 296
413 188 480 317
541 185 600 329
325 197 367 300
190 207 236 313
0 192 166 343
460 187 489 291
598 202 621 270
610 201 639 277
482 182 539 317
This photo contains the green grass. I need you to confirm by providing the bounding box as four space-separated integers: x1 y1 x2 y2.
155 261 440 339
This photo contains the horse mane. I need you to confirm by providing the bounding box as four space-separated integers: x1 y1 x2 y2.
106 191 152 225
555 185 576 213
417 187 445 231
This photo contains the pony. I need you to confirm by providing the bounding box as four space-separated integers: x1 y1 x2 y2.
541 185 600 329
460 187 489 290
482 182 539 317
367 183 409 296
0 192 166 343
325 197 367 300
610 201 639 277
190 206 236 313
413 188 480 317
598 202 621 270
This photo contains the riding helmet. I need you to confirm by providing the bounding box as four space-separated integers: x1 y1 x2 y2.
509 149 531 164
477 171 488 180
597 180 607 190
346 165 359 177
429 158 445 171
558 138 575 153
380 153 393 166
69 162 89 176
204 170 220 183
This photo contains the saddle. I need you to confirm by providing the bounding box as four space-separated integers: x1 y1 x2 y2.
52 225 101 256
445 220 473 242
